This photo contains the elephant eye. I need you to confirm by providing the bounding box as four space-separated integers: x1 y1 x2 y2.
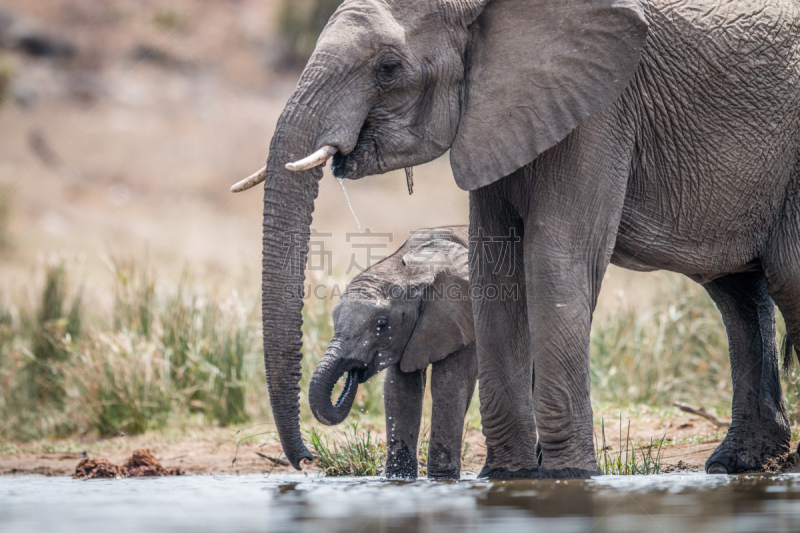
377 61 401 82
375 317 389 332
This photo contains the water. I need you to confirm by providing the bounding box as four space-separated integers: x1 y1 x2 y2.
4 474 800 532
337 178 362 232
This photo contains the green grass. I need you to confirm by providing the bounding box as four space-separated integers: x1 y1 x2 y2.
307 423 386 476
0 261 84 438
0 262 383 443
590 277 731 409
596 418 665 475
590 275 800 420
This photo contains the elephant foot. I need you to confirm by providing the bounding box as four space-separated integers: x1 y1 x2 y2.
384 446 418 480
705 424 790 474
538 467 602 478
426 443 460 480
478 465 541 479
427 468 460 481
478 464 600 479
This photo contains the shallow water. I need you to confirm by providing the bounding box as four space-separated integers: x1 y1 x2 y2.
3 473 800 532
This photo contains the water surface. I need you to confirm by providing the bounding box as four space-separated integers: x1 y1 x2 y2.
3 473 800 532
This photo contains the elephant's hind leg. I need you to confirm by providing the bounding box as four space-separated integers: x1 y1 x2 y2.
764 185 800 457
703 271 790 474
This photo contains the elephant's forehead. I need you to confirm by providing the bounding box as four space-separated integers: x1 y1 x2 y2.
335 297 387 317
333 298 389 330
319 0 405 55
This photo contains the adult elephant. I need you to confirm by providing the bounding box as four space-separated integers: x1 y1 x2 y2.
235 0 800 477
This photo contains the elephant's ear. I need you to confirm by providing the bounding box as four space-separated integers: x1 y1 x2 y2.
399 239 473 373
450 0 649 190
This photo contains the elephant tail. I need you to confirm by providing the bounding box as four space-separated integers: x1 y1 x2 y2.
781 334 796 375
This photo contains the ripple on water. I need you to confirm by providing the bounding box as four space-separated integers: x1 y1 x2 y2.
3 473 800 532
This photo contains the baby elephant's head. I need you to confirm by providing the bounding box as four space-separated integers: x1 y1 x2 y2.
309 226 473 426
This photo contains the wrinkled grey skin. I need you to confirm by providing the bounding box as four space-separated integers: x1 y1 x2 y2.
259 0 799 477
309 226 477 479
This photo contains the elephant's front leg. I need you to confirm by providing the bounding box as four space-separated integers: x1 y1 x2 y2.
383 365 425 479
471 182 538 477
526 238 604 476
473 120 630 478
428 344 478 479
525 134 630 476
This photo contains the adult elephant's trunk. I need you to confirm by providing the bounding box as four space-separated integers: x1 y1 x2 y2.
309 342 359 426
261 113 325 470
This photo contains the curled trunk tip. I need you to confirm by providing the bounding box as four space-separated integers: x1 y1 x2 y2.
309 352 359 426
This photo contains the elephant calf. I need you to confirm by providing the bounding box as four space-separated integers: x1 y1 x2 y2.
309 226 477 479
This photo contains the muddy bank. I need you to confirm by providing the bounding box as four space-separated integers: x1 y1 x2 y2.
0 427 299 477
0 415 741 477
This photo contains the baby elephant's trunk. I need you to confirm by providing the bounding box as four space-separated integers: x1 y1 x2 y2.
309 344 359 426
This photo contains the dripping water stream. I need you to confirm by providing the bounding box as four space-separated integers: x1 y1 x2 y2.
337 177 362 232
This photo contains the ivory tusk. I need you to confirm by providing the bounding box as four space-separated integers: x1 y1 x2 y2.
285 145 338 172
230 166 267 193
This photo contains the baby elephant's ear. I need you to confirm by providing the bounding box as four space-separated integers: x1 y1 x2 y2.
399 280 473 373
399 239 472 373
451 0 648 190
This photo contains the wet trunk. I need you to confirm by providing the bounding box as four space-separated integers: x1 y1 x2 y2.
261 119 322 470
309 342 360 426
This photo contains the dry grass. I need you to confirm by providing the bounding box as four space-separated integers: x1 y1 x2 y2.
591 277 732 409
4 260 800 478
0 264 384 441
0 259 263 439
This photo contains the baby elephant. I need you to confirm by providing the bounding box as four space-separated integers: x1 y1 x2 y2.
309 226 476 479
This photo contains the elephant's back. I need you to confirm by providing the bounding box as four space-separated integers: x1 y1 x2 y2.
615 0 800 275
643 0 800 60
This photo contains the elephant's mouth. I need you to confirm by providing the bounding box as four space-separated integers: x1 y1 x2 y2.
335 368 364 408
331 117 383 179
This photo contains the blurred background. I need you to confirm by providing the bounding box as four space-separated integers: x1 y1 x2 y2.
0 0 780 473
0 0 476 448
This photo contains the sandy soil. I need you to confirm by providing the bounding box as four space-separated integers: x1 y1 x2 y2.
0 410 752 477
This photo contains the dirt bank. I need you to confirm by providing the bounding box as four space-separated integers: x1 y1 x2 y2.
1 411 763 477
